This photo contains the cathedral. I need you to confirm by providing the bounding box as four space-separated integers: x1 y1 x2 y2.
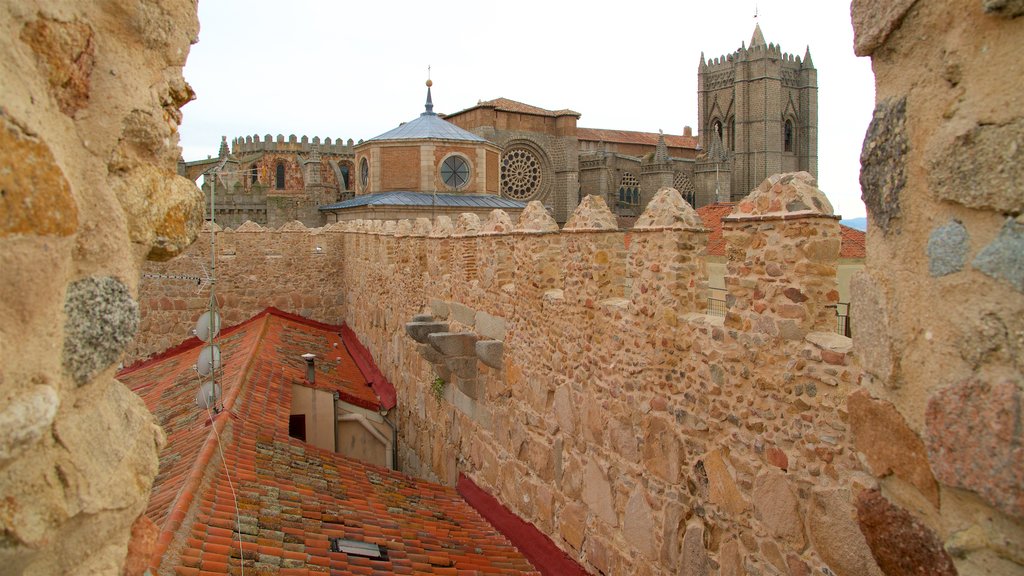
180 24 817 227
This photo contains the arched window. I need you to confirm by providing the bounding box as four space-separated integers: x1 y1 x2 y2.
250 165 258 185
784 120 794 153
275 162 285 189
713 120 723 140
618 172 640 207
340 165 350 190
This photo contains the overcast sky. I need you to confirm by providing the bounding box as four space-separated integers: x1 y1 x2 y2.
179 0 875 218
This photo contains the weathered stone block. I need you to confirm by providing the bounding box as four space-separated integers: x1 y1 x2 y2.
0 385 59 466
973 219 1024 292
63 276 139 385
429 299 449 319
851 0 918 56
809 487 884 576
927 220 970 277
559 502 587 551
444 356 478 383
702 449 749 516
475 311 507 341
474 340 503 370
752 471 805 550
855 489 957 576
427 331 476 357
681 522 710 576
929 120 1024 214
405 321 448 344
850 271 899 384
449 301 476 327
624 486 656 559
848 389 939 506
859 97 907 235
582 460 617 527
926 377 1024 520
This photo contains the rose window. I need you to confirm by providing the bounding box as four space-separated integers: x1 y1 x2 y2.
501 148 542 200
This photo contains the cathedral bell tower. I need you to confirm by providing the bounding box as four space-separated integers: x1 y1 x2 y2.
696 24 817 203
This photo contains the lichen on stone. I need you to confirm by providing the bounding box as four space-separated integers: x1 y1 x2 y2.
926 220 970 277
62 276 139 385
860 97 908 235
973 218 1024 292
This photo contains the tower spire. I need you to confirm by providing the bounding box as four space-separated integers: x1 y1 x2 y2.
423 76 435 116
750 23 766 48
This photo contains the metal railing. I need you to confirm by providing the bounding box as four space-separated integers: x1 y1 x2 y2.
706 287 727 317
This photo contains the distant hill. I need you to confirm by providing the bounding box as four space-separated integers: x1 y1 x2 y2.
841 217 867 231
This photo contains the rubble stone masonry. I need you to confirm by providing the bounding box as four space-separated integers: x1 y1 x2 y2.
850 1 1023 575
0 0 203 574
136 178 892 575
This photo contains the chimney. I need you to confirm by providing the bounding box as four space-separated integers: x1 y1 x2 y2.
301 353 316 384
684 126 693 137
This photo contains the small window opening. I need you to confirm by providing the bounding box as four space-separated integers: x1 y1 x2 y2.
330 538 389 561
340 165 350 190
250 165 258 184
288 414 306 441
784 120 794 153
275 162 286 189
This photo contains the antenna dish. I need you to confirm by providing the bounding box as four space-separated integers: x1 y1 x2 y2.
196 345 222 376
195 380 222 410
195 310 222 342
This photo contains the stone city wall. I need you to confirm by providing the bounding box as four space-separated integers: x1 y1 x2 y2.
335 179 884 576
849 1 1023 575
129 221 347 363
134 176 884 575
0 1 203 574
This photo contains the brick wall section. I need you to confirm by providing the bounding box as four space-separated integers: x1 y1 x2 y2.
380 146 420 190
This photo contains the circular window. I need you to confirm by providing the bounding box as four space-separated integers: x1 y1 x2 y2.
359 157 369 190
440 155 470 190
501 147 542 200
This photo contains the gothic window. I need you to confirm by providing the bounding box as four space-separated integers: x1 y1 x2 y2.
673 172 696 206
784 120 794 152
728 117 736 151
340 165 350 190
440 155 470 190
275 162 285 189
618 172 640 206
250 165 258 185
360 157 369 190
713 120 723 140
500 147 542 200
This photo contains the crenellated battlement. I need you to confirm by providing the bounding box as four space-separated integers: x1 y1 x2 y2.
230 133 356 155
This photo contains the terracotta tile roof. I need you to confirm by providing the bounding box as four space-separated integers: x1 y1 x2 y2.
447 97 580 119
120 308 548 575
577 127 699 149
695 203 866 259
840 224 866 258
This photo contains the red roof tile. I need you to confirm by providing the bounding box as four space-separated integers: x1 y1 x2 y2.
840 224 866 258
695 203 866 259
577 127 698 149
447 97 580 119
121 308 546 575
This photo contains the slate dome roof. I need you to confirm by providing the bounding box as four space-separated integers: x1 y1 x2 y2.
367 84 487 143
